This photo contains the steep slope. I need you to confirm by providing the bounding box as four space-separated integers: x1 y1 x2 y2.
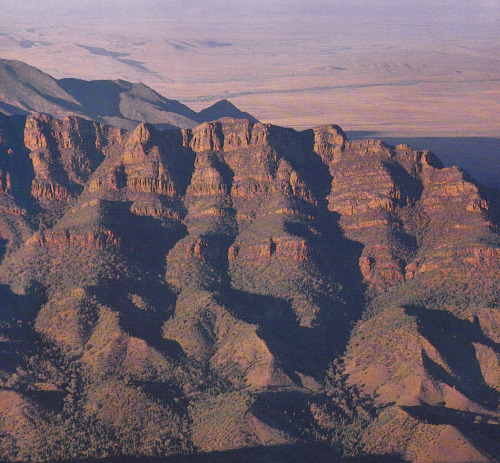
0 59 81 118
0 113 498 462
0 59 257 132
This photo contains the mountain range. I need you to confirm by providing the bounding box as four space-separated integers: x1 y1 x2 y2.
0 60 499 463
0 58 257 131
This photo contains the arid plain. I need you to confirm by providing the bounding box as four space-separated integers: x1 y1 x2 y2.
1 0 499 136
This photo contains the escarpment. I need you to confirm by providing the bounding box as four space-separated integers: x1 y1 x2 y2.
0 113 499 462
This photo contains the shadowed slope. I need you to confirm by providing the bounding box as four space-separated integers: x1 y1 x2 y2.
58 78 200 130
0 59 258 132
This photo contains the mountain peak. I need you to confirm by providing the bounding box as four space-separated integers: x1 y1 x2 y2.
196 98 259 124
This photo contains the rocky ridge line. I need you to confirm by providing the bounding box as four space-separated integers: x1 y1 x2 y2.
0 112 498 462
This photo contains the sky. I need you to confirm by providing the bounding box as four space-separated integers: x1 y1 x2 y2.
1 0 499 136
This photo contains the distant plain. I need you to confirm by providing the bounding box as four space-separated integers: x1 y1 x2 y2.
1 0 499 185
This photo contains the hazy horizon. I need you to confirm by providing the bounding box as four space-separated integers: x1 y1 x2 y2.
1 0 499 136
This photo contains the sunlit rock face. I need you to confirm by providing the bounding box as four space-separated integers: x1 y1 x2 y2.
0 112 498 463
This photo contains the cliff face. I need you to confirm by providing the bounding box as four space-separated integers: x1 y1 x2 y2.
0 113 499 462
24 113 126 208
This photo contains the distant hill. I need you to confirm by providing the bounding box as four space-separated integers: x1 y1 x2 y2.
195 99 258 123
0 58 257 130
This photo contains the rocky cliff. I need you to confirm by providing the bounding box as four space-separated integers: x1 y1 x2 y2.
0 113 498 462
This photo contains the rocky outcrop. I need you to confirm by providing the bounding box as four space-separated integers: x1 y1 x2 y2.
420 165 490 212
228 237 312 263
25 227 121 250
312 124 346 165
186 152 230 198
185 119 304 156
31 180 73 202
24 113 126 157
24 114 126 206
319 133 500 290
185 119 267 153
88 123 193 203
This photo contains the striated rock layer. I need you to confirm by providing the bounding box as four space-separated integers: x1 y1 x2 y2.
0 113 498 462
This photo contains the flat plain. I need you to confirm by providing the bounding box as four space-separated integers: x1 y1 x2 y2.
1 0 499 137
